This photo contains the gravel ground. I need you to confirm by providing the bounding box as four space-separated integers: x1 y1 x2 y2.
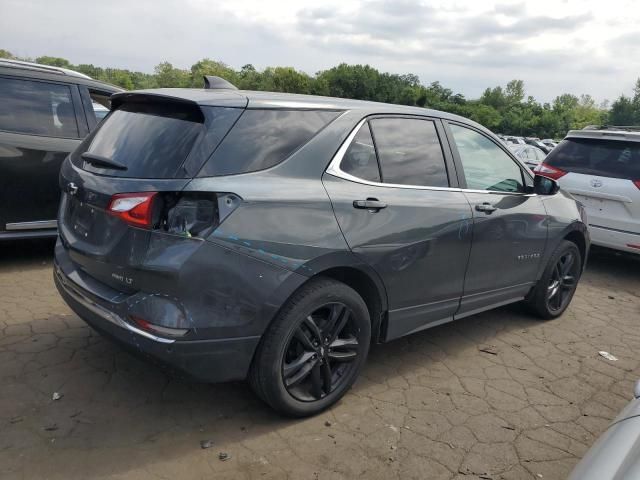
1 240 639 480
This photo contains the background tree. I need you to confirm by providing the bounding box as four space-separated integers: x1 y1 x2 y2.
1 48 629 138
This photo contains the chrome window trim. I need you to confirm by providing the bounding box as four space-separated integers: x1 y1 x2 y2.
325 117 537 197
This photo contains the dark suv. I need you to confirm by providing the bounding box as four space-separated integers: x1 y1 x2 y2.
0 59 121 239
54 79 589 416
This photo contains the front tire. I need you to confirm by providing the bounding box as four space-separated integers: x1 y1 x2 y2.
249 277 371 417
526 240 582 319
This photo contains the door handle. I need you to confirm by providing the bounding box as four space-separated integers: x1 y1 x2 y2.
353 198 387 211
475 202 497 213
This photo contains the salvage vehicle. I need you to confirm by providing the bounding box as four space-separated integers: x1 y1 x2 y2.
536 126 640 254
55 77 589 416
0 59 121 239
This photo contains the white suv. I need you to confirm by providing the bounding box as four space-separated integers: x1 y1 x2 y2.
535 127 640 254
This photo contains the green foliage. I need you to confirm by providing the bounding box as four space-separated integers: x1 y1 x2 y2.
3 48 636 138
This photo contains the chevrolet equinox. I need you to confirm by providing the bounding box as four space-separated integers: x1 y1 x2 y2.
54 77 589 416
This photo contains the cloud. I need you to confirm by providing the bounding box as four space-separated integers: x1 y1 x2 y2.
0 0 637 102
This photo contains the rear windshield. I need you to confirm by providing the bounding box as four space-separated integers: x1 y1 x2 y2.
79 102 204 178
198 109 339 177
546 138 640 180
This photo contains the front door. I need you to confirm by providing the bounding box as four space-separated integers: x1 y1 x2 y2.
324 116 473 340
445 122 548 317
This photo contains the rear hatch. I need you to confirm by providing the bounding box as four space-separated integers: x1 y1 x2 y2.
538 136 640 234
58 91 246 293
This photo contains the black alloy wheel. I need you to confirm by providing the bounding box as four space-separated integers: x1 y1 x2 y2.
282 302 359 402
526 240 582 319
249 278 370 417
546 250 579 313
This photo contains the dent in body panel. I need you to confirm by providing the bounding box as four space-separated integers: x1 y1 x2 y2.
185 174 351 276
539 189 589 273
460 192 548 298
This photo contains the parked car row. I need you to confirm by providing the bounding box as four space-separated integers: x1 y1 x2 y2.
499 134 558 153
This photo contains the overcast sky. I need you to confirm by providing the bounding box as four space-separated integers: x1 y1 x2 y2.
1 0 638 103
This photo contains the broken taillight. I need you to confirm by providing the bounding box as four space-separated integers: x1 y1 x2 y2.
106 191 240 236
107 192 157 229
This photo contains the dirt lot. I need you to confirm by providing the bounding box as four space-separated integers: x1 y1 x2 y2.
1 240 639 480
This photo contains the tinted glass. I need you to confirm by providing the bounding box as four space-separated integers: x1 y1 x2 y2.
0 76 78 137
450 124 525 193
199 110 339 177
369 118 448 187
340 122 380 182
545 138 640 180
80 102 203 178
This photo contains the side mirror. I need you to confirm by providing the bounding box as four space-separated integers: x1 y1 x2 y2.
533 174 560 195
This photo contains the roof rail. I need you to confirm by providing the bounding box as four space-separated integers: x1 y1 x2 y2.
583 125 640 132
0 59 91 79
203 75 238 90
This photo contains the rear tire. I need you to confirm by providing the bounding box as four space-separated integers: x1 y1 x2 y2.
526 240 582 319
249 277 370 417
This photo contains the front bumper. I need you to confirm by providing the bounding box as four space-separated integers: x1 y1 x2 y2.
54 264 260 383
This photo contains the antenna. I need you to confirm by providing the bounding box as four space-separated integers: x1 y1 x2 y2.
203 76 238 90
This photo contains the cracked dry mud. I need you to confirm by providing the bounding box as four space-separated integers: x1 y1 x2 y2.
1 241 639 480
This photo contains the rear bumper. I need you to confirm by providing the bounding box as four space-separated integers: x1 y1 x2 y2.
54 263 260 383
589 224 640 254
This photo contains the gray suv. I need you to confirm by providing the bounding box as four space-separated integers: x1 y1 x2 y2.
54 78 589 416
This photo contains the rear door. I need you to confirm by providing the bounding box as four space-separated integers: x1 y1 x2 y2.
445 122 548 317
0 75 85 233
324 116 473 340
544 137 640 239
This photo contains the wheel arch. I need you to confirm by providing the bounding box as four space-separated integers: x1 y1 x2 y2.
257 251 389 345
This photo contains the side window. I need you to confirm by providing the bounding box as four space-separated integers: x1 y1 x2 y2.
0 76 79 138
340 122 380 182
199 110 339 177
449 124 525 193
369 118 449 187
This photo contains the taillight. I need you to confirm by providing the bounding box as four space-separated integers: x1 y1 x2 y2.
107 192 157 229
534 163 567 180
633 180 640 190
106 191 240 236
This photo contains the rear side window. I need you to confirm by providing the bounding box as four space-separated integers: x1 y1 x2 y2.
369 118 449 187
546 138 640 180
0 76 79 138
340 122 381 182
79 102 204 178
198 109 339 177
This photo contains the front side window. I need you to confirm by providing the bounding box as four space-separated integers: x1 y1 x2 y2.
369 118 449 187
0 76 79 138
340 122 380 182
450 124 525 193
